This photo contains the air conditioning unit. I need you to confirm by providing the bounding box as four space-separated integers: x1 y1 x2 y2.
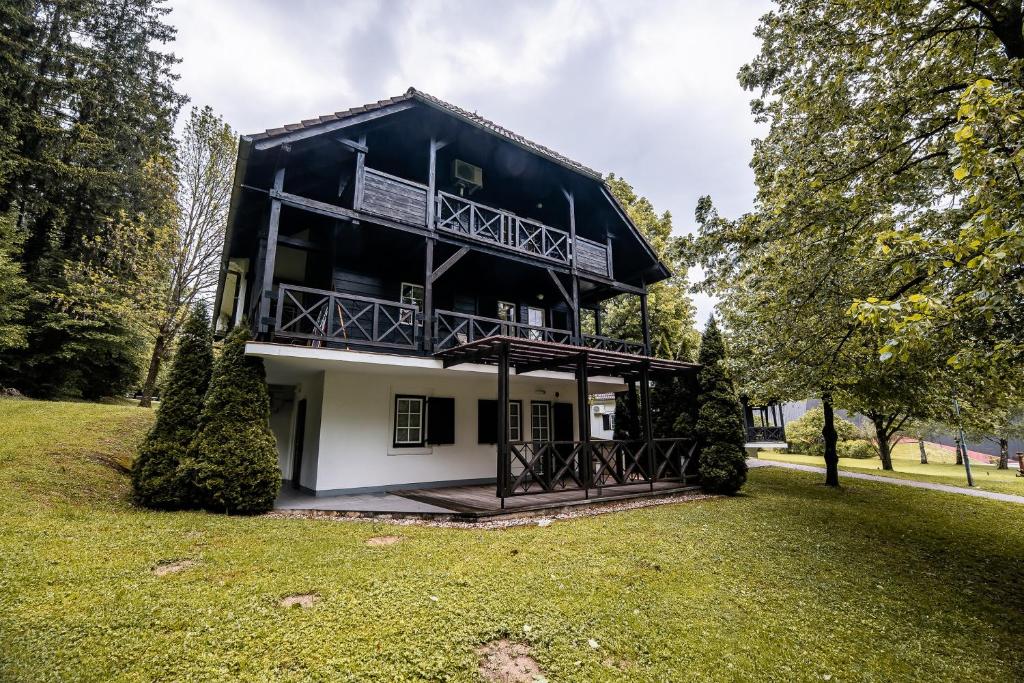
452 159 483 194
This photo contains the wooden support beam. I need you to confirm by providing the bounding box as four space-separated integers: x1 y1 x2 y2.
638 361 655 490
563 188 577 271
334 137 368 154
571 274 581 341
640 290 651 355
258 162 287 334
276 234 318 251
496 341 510 505
252 100 416 150
605 234 614 280
352 134 367 211
515 352 584 376
423 237 435 352
546 268 572 307
576 352 591 492
429 246 469 284
594 306 603 336
627 380 640 440
426 138 439 230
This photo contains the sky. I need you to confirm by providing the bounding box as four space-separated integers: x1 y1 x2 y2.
166 0 772 323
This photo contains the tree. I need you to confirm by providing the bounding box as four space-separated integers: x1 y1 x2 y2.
131 303 213 509
695 317 747 494
139 106 237 408
736 0 1023 373
0 211 28 354
184 324 281 514
785 407 858 457
0 0 185 399
602 175 698 361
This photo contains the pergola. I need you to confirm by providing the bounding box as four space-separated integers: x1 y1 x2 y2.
436 336 700 504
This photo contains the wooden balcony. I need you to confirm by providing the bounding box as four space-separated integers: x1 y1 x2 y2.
266 285 646 359
358 167 611 277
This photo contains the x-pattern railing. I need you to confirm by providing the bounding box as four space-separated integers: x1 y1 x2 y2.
502 437 694 497
436 191 572 265
747 425 786 442
274 284 419 350
433 310 573 351
582 334 645 355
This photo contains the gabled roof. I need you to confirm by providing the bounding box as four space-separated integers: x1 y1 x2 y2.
245 87 603 180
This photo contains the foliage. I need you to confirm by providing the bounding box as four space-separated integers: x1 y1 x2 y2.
695 318 747 494
132 304 214 510
0 211 28 354
730 0 1023 372
184 325 280 514
602 175 698 361
786 407 858 457
3 399 1024 681
0 0 186 398
837 440 877 460
139 106 237 406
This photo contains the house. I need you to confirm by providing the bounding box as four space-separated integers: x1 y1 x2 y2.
213 88 699 507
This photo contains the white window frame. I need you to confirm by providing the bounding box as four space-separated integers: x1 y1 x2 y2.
393 395 425 447
526 306 545 340
400 282 424 326
531 401 551 443
509 400 523 442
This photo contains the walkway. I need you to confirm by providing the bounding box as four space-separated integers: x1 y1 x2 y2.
749 458 1024 505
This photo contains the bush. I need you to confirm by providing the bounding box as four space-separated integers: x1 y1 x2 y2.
786 406 858 457
132 304 213 509
695 318 747 494
838 439 876 459
184 324 280 514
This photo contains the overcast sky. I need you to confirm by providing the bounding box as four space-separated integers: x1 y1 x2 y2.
167 0 772 323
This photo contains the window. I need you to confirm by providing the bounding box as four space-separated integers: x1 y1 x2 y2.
526 306 544 340
393 395 425 447
497 301 516 322
531 401 551 442
400 283 424 325
602 413 615 431
509 400 523 442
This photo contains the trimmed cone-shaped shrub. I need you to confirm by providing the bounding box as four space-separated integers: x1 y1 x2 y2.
186 324 280 514
132 304 213 509
695 317 748 494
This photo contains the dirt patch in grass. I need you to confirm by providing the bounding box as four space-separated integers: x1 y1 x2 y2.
365 535 402 546
152 559 196 576
476 639 544 683
278 594 319 609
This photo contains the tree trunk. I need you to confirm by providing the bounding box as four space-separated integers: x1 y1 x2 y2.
918 438 927 464
872 416 894 471
139 332 167 408
997 438 1009 470
822 393 839 487
954 436 964 465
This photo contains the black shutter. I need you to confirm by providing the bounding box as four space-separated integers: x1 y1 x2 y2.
602 414 611 431
553 402 574 441
478 399 498 444
427 397 455 445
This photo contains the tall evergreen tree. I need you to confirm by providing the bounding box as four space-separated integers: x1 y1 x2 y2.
0 0 185 398
185 325 281 515
695 317 747 494
132 303 213 509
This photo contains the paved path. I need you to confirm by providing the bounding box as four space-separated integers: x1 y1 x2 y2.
749 458 1024 505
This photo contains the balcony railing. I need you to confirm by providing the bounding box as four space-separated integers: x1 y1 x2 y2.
436 191 572 264
582 334 645 355
433 309 573 351
503 437 696 498
746 425 786 442
273 284 420 350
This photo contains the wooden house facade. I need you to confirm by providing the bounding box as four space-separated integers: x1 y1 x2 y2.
214 88 699 504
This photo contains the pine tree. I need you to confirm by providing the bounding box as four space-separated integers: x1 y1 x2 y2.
695 317 747 494
132 303 213 509
185 324 281 514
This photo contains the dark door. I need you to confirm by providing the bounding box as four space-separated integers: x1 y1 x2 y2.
291 399 307 490
552 402 576 485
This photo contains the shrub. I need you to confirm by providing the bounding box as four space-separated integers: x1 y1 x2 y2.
838 439 876 459
184 324 280 514
695 318 747 494
786 406 858 457
132 304 213 509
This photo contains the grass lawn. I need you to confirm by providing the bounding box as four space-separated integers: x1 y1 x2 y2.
2 398 1023 682
760 442 1024 497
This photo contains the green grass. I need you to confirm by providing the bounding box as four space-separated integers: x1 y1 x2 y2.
1 398 1023 682
761 442 1024 496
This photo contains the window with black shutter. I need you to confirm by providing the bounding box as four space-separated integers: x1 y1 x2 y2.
426 397 455 445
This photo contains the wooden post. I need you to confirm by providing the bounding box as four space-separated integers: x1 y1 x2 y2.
352 134 367 211
639 362 654 490
426 138 438 230
594 307 603 337
640 290 651 355
576 353 591 496
571 275 580 342
258 163 286 335
605 234 614 279
423 237 434 352
565 189 576 268
496 341 509 507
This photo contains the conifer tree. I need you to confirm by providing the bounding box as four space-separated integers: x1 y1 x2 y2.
186 324 281 514
695 317 747 494
131 303 213 509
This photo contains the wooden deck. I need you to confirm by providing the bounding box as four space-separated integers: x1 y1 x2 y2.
393 481 695 515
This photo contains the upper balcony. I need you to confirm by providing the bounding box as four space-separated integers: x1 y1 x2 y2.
357 167 612 278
